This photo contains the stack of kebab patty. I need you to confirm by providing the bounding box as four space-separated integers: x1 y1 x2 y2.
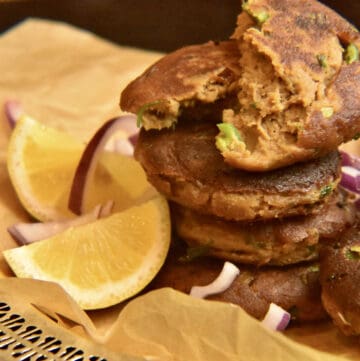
120 0 360 328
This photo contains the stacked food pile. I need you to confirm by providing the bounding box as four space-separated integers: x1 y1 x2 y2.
120 0 360 332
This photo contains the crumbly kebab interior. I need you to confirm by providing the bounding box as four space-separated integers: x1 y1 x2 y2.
124 0 360 171
120 40 242 131
224 1 348 170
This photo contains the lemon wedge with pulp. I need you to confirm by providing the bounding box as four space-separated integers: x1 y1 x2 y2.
81 151 157 214
3 196 171 310
7 115 83 221
7 114 156 222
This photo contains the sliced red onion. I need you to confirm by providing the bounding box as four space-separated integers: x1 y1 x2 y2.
113 138 134 156
104 136 134 156
261 303 291 331
111 114 138 136
4 100 23 128
129 132 139 147
190 261 240 299
340 166 360 193
68 115 137 215
99 200 114 218
340 151 360 170
102 114 138 155
354 198 360 210
337 312 351 326
8 204 103 245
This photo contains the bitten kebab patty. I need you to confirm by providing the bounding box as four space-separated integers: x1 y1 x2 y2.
223 0 360 171
121 0 360 172
121 40 241 130
148 240 327 323
135 120 341 221
171 191 355 266
320 222 360 336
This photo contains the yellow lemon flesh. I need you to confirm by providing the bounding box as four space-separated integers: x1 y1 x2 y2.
83 151 157 214
3 196 171 310
7 115 156 222
7 115 83 221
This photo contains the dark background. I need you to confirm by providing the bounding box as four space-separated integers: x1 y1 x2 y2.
0 0 359 52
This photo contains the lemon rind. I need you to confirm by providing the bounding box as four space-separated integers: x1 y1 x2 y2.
3 197 171 310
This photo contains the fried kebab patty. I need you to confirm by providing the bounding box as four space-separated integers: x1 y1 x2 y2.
320 222 360 336
148 240 327 323
121 0 360 172
171 191 355 266
135 120 341 221
120 40 241 130
223 0 360 171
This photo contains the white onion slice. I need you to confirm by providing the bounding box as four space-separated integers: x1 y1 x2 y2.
261 303 291 331
340 166 360 193
4 100 23 128
190 261 240 299
8 205 103 245
68 115 137 215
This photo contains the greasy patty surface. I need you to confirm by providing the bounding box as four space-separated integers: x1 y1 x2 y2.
120 40 241 130
171 191 355 266
121 0 360 171
135 120 341 221
320 222 360 336
148 240 327 323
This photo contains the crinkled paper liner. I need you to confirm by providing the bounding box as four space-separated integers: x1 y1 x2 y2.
0 18 359 361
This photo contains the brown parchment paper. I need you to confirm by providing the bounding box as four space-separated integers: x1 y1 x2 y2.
0 18 360 361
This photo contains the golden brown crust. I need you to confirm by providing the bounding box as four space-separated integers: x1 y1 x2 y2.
148 240 327 323
299 62 360 150
320 222 360 336
171 191 355 266
135 120 341 221
233 0 360 91
222 0 360 171
122 0 360 171
120 40 241 129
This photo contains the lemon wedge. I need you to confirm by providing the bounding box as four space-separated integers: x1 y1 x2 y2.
7 114 156 222
3 196 171 310
68 115 156 215
80 151 157 214
7 115 83 221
